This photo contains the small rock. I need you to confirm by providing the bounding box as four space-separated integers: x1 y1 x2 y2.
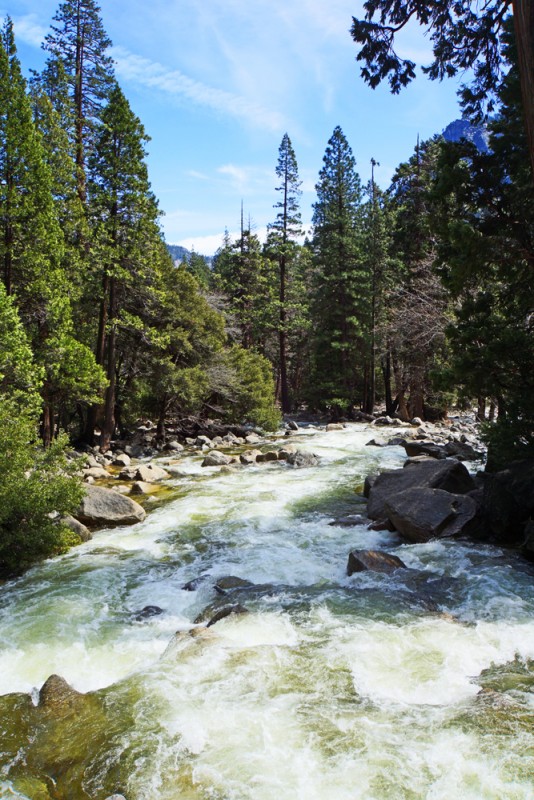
206 604 249 627
83 466 110 480
130 481 159 496
287 420 299 431
366 438 387 447
166 440 184 452
135 464 170 482
215 576 254 593
202 451 232 467
328 515 367 527
38 675 84 711
256 451 279 463
196 435 212 446
286 449 319 467
134 605 164 621
240 449 261 465
63 515 92 542
347 549 407 575
112 453 131 467
245 433 262 445
326 423 345 431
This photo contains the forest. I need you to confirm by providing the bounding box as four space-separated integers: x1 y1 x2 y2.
0 0 533 575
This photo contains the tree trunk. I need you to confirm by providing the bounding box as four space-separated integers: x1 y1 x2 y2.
512 0 534 181
382 351 394 416
41 402 53 448
477 396 486 421
100 277 117 453
279 254 290 413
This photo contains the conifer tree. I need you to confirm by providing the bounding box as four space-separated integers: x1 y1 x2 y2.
42 0 114 203
268 133 303 413
87 83 163 450
0 18 103 444
308 126 369 415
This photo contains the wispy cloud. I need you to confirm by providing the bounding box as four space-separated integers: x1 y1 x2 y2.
111 45 285 132
0 13 47 47
217 163 273 195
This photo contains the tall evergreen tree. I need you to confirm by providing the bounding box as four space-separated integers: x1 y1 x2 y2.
42 0 114 203
267 133 303 413
86 83 163 450
0 18 103 444
361 170 397 413
308 126 368 415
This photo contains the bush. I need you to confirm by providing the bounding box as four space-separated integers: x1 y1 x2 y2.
211 346 281 431
0 403 84 578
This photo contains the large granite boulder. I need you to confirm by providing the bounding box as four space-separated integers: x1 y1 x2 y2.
77 485 146 527
481 459 534 546
403 441 448 459
367 459 476 520
347 549 407 575
384 487 478 543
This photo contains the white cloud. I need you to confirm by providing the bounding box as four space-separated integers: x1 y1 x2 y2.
111 45 285 132
217 163 273 196
0 13 47 47
187 169 209 181
175 232 231 256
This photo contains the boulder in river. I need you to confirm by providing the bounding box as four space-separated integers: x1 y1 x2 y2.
384 487 479 543
134 605 164 621
62 514 92 542
481 458 534 546
38 675 85 712
367 459 476 520
202 450 232 467
286 449 320 468
134 463 170 482
347 549 407 575
215 576 254 593
77 485 146 527
256 450 279 463
403 441 448 460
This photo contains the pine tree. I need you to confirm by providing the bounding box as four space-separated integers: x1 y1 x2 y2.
308 126 369 415
42 0 114 203
87 83 163 450
361 171 397 413
213 221 276 353
0 18 103 444
268 133 303 413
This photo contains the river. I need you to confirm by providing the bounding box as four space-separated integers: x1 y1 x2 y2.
1 424 533 799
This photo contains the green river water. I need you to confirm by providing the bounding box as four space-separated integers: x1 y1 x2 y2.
0 424 533 799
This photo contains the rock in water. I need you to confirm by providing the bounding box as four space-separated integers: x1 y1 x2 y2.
38 675 84 712
347 549 407 575
384 488 478 543
201 450 232 467
286 449 320 467
77 485 146 527
367 459 476 520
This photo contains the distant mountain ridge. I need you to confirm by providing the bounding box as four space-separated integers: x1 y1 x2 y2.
442 118 489 152
166 244 191 262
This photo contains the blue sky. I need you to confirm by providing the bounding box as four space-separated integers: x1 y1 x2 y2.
2 0 465 255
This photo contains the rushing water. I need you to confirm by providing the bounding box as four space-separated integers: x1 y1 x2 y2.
1 424 534 800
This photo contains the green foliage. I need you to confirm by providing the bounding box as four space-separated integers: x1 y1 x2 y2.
0 403 83 578
431 26 534 465
350 0 510 111
307 126 369 412
213 346 281 431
